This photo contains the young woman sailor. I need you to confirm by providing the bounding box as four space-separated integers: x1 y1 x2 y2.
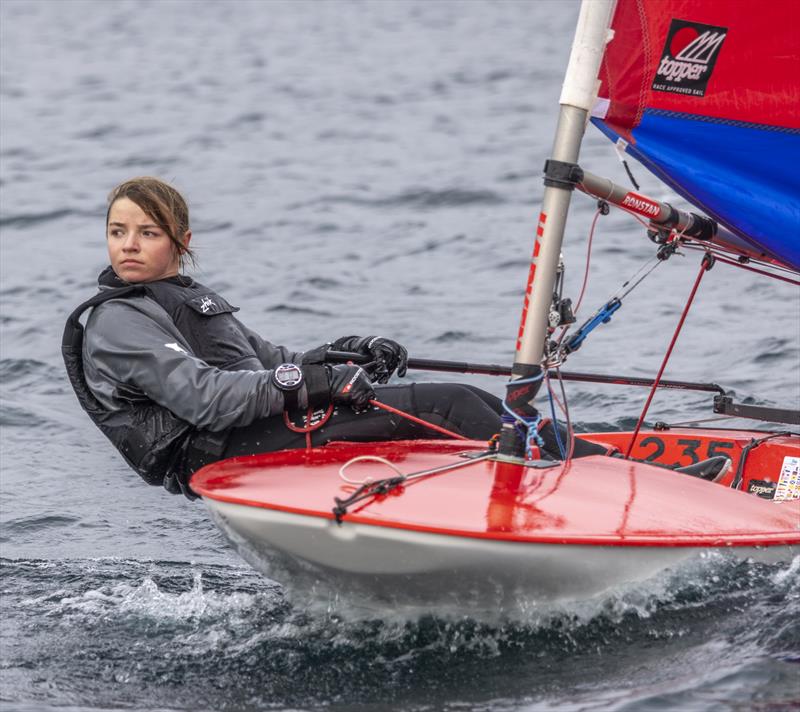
63 177 504 498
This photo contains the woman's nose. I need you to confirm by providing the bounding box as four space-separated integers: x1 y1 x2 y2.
122 234 140 251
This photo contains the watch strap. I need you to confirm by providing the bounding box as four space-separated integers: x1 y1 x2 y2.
301 365 330 408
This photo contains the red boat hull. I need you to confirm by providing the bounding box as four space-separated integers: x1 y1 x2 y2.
192 430 799 548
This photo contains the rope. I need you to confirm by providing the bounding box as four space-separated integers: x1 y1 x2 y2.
555 368 576 462
624 254 713 458
546 377 567 459
368 399 469 440
332 451 494 522
573 206 603 317
283 396 470 450
338 455 403 484
283 404 334 449
501 373 545 459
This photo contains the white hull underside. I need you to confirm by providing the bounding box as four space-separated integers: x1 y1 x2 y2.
205 498 796 615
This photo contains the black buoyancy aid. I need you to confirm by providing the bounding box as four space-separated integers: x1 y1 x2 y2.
62 268 263 490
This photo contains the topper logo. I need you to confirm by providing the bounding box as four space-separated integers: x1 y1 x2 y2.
199 296 216 313
749 484 774 496
657 30 726 82
653 19 728 97
674 30 726 64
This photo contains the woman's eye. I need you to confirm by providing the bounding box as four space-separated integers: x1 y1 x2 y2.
109 229 123 237
142 231 160 238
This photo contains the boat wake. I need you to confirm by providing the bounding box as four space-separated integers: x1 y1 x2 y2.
2 555 798 710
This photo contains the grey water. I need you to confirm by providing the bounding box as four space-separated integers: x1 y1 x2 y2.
1 1 798 710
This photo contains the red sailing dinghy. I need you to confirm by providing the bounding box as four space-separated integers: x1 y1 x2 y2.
193 0 800 612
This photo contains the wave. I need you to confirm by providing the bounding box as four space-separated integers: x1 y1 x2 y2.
0 403 46 428
0 358 53 384
72 124 119 140
302 276 343 290
266 303 333 317
2 555 797 710
292 187 506 211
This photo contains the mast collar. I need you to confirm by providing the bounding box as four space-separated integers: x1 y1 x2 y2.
543 160 584 190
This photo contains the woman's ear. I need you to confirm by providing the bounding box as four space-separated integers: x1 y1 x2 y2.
181 230 192 252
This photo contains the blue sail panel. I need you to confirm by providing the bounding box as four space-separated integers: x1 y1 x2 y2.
593 111 800 270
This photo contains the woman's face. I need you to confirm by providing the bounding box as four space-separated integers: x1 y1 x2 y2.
106 198 190 283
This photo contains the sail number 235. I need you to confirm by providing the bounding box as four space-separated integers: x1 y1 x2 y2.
638 436 734 466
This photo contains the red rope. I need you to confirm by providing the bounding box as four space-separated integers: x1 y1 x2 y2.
624 255 712 459
283 398 469 448
368 399 469 440
573 207 602 316
283 404 334 449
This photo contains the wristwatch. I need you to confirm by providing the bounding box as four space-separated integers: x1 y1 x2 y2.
272 363 303 410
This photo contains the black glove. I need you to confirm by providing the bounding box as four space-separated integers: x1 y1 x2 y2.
331 335 408 384
327 364 375 410
300 343 330 365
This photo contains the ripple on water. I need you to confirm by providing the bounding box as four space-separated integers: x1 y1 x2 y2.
0 209 77 229
0 515 81 541
265 303 334 317
429 330 475 343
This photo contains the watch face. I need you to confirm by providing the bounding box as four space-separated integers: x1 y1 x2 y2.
274 363 303 389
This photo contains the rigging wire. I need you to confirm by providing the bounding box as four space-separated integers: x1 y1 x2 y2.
623 254 713 458
613 225 689 300
543 212 695 461
613 255 666 301
662 415 737 427
551 206 609 352
544 372 567 460
540 191 795 462
680 243 800 285
556 367 575 463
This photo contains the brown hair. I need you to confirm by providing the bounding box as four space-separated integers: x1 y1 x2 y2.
106 177 196 268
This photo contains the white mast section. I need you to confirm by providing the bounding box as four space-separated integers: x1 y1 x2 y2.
513 0 616 370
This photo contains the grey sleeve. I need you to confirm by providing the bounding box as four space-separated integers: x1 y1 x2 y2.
84 301 286 431
238 320 302 369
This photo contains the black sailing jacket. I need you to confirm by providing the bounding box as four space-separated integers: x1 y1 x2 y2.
63 267 301 492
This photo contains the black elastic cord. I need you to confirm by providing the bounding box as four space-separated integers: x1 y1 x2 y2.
731 432 791 490
333 476 406 523
622 159 640 190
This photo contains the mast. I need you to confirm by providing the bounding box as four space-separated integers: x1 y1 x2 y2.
499 0 616 458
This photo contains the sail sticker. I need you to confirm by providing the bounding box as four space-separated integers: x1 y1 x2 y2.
516 212 547 351
774 456 800 502
620 192 661 218
591 97 610 119
652 19 728 97
747 479 777 500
